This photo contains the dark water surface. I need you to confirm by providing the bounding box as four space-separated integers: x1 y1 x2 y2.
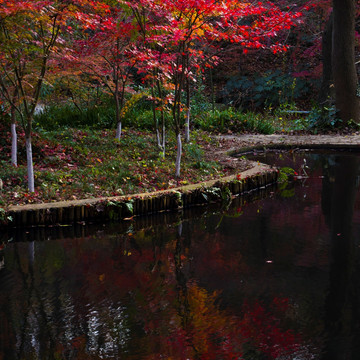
1 150 360 359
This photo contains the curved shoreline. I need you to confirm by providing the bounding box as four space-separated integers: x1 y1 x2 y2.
3 134 360 228
211 133 360 157
4 162 277 228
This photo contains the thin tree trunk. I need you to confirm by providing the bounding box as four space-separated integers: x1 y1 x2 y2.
319 12 334 105
11 121 17 167
156 79 167 154
116 121 122 141
114 41 123 141
115 91 122 141
25 135 35 192
10 88 18 167
151 105 160 147
185 81 190 143
162 122 166 158
332 0 360 123
156 118 166 158
156 128 161 148
152 90 161 148
210 68 215 113
160 109 166 153
175 133 182 177
185 108 190 143
173 49 186 178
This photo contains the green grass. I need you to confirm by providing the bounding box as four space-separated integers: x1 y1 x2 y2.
192 107 276 134
34 99 283 135
0 124 223 206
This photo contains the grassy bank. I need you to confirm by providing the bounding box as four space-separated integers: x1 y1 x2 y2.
2 98 353 208
0 124 230 207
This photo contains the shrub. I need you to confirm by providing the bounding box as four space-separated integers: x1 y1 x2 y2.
34 102 116 130
221 70 310 110
193 108 274 134
304 106 342 131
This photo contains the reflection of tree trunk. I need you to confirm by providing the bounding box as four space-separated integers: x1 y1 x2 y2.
173 222 200 356
258 216 269 262
0 252 17 358
11 242 59 359
151 227 165 272
14 243 35 359
322 156 360 359
175 222 190 327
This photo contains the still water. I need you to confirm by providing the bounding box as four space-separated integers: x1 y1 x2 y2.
1 150 360 359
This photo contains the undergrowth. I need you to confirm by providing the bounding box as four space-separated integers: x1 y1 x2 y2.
0 124 223 206
2 98 358 207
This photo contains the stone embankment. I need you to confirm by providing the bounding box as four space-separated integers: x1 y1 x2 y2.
3 162 277 228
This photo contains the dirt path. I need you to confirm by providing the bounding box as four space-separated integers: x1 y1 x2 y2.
204 134 360 171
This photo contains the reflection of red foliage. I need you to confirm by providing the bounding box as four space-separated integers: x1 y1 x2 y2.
240 299 299 359
142 277 301 359
56 229 303 359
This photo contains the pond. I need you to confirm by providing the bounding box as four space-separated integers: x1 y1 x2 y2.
1 150 360 360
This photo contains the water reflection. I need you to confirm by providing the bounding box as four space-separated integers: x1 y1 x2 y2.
1 151 360 359
321 155 360 360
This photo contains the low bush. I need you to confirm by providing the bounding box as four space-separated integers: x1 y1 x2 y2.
34 102 116 130
221 70 311 110
193 107 275 134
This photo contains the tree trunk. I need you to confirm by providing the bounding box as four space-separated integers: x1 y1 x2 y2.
154 107 166 157
175 133 182 178
25 135 35 192
10 89 18 167
185 81 190 143
115 121 122 141
332 0 360 123
319 12 334 105
155 79 166 156
11 121 17 167
210 68 215 113
161 122 166 158
185 108 190 143
115 93 122 141
152 100 160 147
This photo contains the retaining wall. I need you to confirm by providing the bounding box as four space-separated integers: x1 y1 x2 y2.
2 162 278 228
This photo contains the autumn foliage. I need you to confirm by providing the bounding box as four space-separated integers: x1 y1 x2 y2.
0 0 303 189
